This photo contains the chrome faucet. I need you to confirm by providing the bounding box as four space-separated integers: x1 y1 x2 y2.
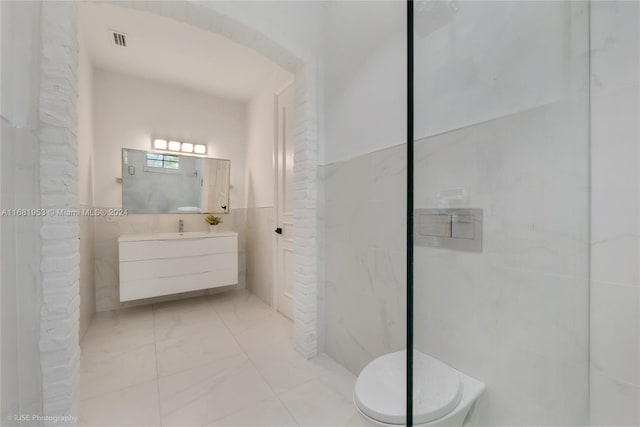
178 219 184 233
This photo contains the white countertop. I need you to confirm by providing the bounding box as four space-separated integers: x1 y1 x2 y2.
118 231 238 242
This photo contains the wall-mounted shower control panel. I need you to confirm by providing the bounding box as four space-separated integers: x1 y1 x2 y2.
414 208 482 252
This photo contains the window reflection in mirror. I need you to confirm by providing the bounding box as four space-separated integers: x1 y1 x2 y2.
121 148 230 214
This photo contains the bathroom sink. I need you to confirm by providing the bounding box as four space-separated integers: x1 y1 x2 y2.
118 231 236 242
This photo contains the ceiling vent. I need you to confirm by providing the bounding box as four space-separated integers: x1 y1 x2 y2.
110 31 127 47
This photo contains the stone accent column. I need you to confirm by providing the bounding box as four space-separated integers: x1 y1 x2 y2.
38 2 80 424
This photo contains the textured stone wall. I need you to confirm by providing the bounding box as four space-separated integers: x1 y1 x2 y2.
38 2 80 424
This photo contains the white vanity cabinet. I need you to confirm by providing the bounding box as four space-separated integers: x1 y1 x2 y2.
118 231 238 301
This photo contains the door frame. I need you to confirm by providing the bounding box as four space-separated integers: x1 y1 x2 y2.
272 78 295 315
38 2 320 419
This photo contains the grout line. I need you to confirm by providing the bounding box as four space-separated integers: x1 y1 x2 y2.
591 366 640 389
151 303 164 426
204 395 277 426
154 337 243 380
209 288 277 337
79 313 158 402
79 378 160 405
209 293 238 336
241 347 302 425
148 291 313 426
81 337 153 360
224 303 302 426
199 290 301 426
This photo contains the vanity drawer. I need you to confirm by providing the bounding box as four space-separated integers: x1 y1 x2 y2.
119 236 237 262
119 252 237 280
118 232 239 301
120 268 238 301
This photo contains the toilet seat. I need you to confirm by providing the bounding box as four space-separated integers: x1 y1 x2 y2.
354 350 463 425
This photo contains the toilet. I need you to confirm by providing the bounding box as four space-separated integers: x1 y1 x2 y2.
354 350 485 426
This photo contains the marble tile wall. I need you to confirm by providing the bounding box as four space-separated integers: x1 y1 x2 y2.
412 98 590 425
323 98 591 426
413 0 573 141
94 208 247 312
1 119 44 423
322 145 407 375
1 1 45 419
321 6 593 426
245 207 274 305
408 2 591 425
589 2 640 425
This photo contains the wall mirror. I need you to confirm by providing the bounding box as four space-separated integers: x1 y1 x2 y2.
121 148 230 214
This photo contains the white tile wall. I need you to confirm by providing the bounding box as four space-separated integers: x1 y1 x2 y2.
413 0 575 141
590 1 640 425
322 145 407 374
2 114 45 423
323 3 593 426
591 282 639 386
590 367 640 426
408 2 592 425
1 31 46 418
412 98 590 426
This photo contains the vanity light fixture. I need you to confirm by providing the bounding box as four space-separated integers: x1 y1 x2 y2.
153 139 167 150
152 138 206 155
168 140 182 151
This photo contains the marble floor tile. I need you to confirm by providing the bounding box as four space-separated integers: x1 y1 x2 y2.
79 380 161 426
156 327 244 377
153 295 214 312
278 377 360 427
312 354 358 399
84 305 154 335
158 355 275 426
80 325 155 357
80 343 157 400
234 310 294 348
80 292 359 426
81 306 155 353
344 412 377 426
236 314 323 394
210 289 276 335
153 297 227 342
206 397 298 427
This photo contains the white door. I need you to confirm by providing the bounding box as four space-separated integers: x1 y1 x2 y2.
274 83 295 320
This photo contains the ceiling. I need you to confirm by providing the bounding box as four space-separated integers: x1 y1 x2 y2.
78 2 292 101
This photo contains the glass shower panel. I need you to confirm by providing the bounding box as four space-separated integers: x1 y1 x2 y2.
412 1 590 425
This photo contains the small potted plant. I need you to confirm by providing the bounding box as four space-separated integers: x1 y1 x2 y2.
205 214 223 232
